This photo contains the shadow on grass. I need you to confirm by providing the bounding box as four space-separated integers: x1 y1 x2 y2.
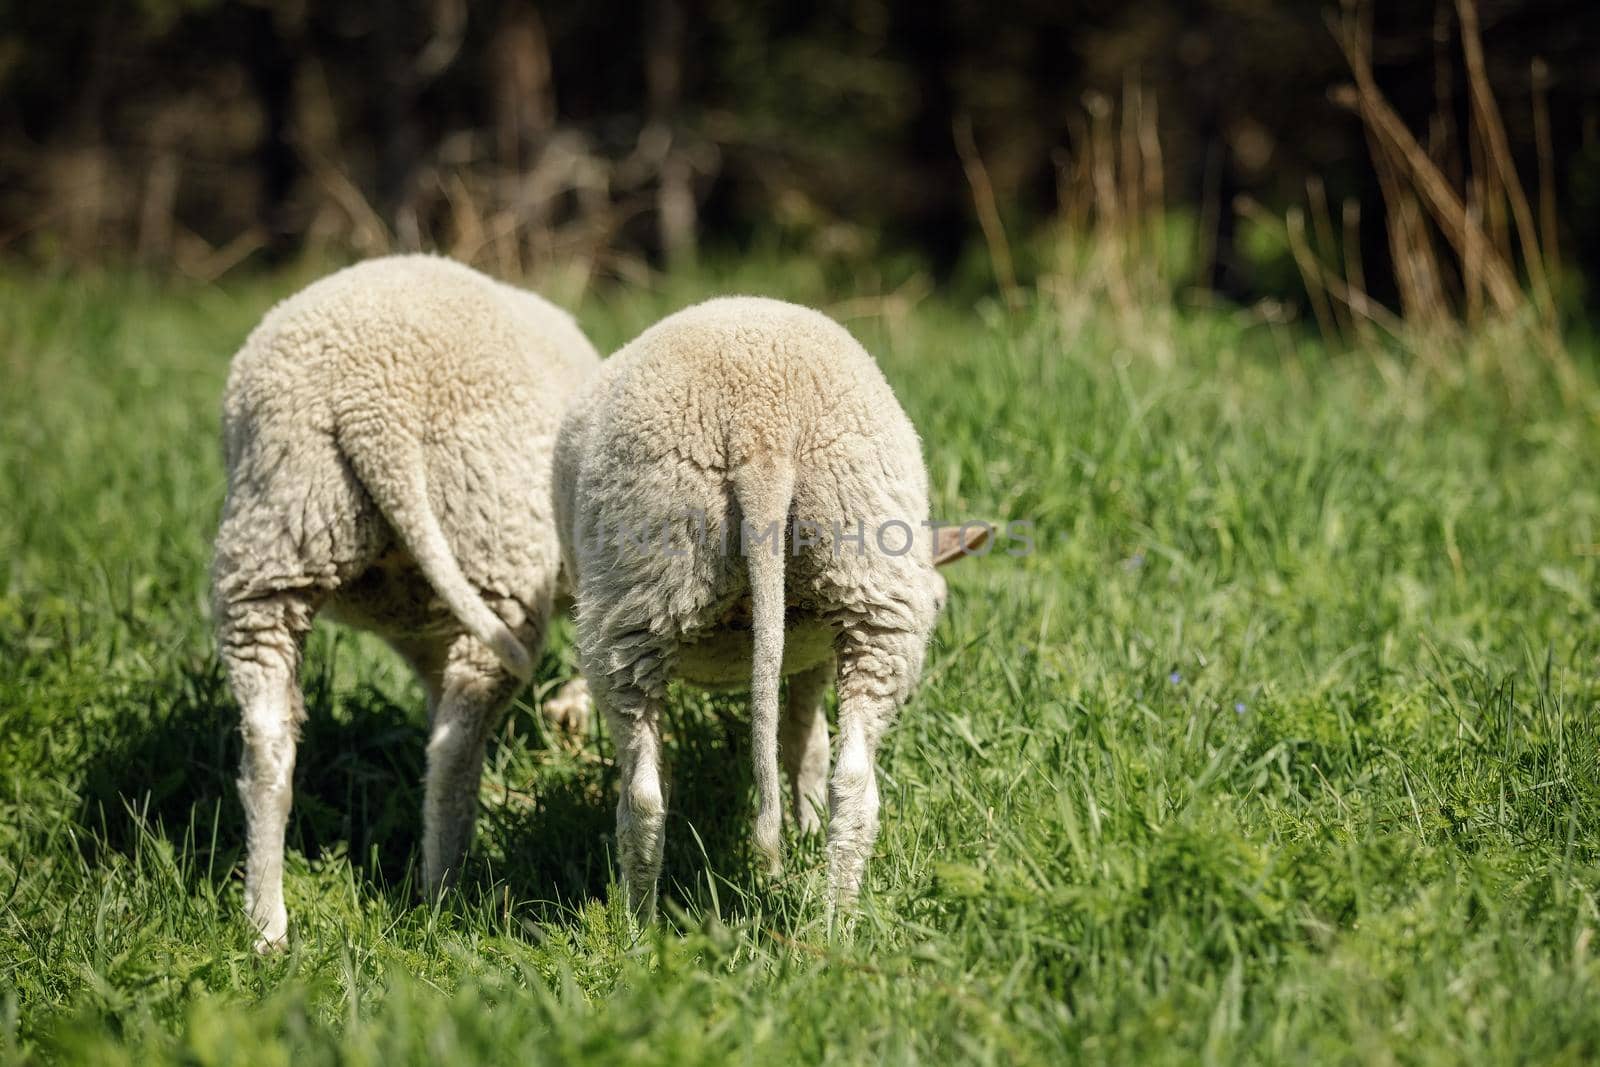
477 689 772 924
74 658 771 926
75 656 427 896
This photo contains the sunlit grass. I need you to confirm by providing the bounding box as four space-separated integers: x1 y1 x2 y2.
2 263 1598 1063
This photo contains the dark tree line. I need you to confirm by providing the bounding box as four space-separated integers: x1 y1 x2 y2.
2 0 1598 308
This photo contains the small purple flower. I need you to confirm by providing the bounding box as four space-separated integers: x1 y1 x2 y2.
1168 671 1182 685
1234 701 1247 714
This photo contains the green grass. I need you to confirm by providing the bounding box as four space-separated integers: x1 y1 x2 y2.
3 260 1599 1064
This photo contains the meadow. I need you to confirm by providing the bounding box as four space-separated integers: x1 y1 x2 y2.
2 260 1599 1064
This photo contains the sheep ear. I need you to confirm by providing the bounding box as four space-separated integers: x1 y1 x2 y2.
932 523 989 567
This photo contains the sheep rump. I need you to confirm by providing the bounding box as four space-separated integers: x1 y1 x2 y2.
555 295 958 917
213 254 599 951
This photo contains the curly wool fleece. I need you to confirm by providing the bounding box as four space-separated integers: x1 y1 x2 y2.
555 296 977 917
212 254 599 950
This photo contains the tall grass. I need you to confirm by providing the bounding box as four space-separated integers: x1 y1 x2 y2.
2 263 1599 1064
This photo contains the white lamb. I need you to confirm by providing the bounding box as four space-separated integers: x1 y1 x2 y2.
212 254 600 951
554 296 981 917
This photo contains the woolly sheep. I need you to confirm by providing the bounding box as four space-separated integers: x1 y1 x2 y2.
554 296 981 917
212 254 600 951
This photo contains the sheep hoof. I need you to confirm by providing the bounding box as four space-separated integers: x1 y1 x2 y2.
253 932 288 955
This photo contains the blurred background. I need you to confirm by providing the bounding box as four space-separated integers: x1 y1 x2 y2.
3 0 1598 326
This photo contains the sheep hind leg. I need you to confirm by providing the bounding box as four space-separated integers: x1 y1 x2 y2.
421 632 524 898
827 632 919 915
597 684 668 922
781 660 832 836
218 590 317 953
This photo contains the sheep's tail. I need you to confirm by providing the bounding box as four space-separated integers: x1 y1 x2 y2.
339 425 533 682
733 459 795 874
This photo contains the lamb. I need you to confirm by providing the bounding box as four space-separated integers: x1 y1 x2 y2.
554 296 981 918
212 254 600 951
